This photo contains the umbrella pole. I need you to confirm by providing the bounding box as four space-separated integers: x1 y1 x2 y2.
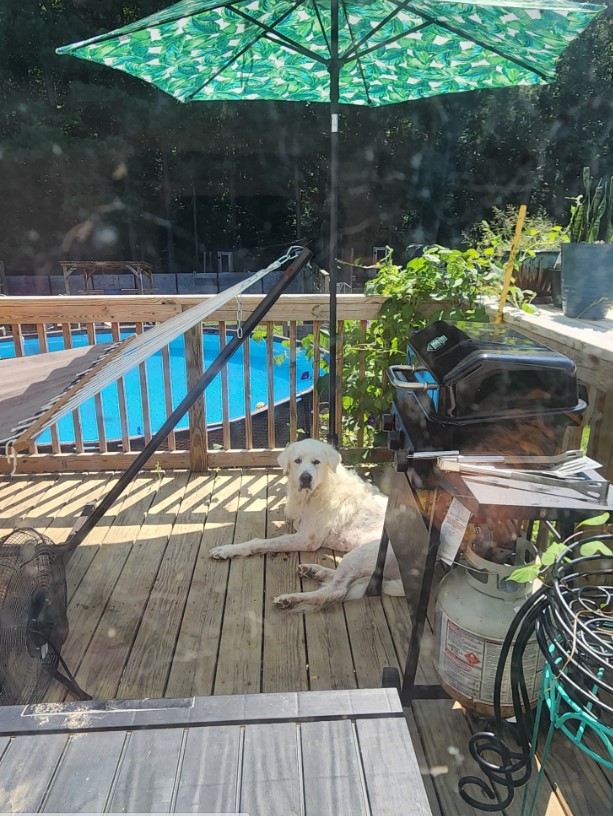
327 0 340 448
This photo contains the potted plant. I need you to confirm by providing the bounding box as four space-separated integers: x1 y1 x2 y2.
465 207 566 303
561 167 613 320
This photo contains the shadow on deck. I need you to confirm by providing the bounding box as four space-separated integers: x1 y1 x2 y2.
0 470 611 815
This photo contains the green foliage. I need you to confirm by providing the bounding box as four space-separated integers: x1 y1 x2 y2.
509 513 611 585
465 206 567 268
567 167 613 243
305 246 498 446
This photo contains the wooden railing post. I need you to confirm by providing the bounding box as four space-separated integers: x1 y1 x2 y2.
184 319 208 471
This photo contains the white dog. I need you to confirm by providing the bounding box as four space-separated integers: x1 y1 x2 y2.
209 438 402 611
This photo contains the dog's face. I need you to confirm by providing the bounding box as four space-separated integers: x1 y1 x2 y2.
277 439 342 493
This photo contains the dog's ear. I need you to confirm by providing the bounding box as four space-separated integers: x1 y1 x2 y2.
326 445 342 473
277 445 292 473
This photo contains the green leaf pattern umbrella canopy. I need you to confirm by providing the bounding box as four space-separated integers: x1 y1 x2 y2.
58 0 603 106
57 0 604 446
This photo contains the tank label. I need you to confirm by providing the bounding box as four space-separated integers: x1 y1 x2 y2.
438 499 471 566
437 611 542 706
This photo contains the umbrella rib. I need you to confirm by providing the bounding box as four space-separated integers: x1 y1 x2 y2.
417 15 549 80
388 0 550 80
183 0 325 101
57 2 233 50
341 0 373 104
340 0 420 62
345 21 429 62
341 0 549 81
230 4 328 64
312 0 332 55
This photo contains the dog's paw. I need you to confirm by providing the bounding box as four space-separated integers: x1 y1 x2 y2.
297 564 328 580
297 563 334 583
209 545 239 560
273 593 300 610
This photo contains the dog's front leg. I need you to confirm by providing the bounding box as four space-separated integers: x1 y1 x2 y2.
209 531 320 560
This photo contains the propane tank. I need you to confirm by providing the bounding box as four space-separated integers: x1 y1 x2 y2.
434 537 542 717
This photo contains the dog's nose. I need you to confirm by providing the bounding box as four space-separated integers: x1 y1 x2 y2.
299 471 313 488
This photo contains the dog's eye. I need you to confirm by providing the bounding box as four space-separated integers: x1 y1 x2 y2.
312 459 320 466
294 458 302 465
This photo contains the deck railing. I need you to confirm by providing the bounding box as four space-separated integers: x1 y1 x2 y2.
0 294 385 473
2 295 612 480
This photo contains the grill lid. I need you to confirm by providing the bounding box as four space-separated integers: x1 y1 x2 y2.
406 320 585 420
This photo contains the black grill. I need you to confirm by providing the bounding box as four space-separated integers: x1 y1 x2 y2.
383 320 587 473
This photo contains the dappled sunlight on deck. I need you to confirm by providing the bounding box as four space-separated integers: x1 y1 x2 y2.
1 470 612 815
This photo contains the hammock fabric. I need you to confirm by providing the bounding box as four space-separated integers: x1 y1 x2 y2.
1 248 304 456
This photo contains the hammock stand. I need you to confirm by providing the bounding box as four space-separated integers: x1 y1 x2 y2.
2 245 313 554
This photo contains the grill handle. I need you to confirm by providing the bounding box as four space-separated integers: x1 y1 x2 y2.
387 364 438 392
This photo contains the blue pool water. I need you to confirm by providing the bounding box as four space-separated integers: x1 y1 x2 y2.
1 331 313 444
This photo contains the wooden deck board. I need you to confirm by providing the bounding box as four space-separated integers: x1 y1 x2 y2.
0 470 608 816
47 475 161 703
262 471 308 693
301 549 358 691
165 471 238 698
214 471 268 695
117 472 212 699
77 472 190 700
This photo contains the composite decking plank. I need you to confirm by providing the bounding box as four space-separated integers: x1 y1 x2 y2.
240 722 303 816
300 549 357 691
165 471 240 699
214 470 269 696
301 719 370 816
357 716 433 816
105 728 185 812
45 475 160 703
174 724 242 813
40 731 127 812
0 733 69 812
75 472 190 700
262 471 308 693
117 472 216 699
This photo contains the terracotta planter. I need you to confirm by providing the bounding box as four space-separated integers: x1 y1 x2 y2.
561 243 613 320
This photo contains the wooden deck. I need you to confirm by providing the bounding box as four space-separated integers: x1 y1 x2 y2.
1 469 612 815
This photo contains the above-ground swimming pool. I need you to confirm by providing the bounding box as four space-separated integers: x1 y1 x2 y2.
0 331 314 445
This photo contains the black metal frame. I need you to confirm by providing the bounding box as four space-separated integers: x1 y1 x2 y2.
366 466 613 706
62 246 313 554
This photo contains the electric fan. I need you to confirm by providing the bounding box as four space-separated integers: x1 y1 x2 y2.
0 528 88 705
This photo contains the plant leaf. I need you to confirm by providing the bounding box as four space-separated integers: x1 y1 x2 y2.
580 540 613 556
541 542 569 565
509 565 541 584
578 512 610 527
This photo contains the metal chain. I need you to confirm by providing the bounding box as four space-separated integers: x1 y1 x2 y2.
236 292 243 339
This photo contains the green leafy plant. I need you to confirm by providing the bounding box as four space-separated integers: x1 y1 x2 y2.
303 245 498 446
567 167 613 243
465 206 568 267
509 512 611 585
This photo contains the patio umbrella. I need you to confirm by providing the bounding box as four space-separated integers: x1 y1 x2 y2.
57 0 604 446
